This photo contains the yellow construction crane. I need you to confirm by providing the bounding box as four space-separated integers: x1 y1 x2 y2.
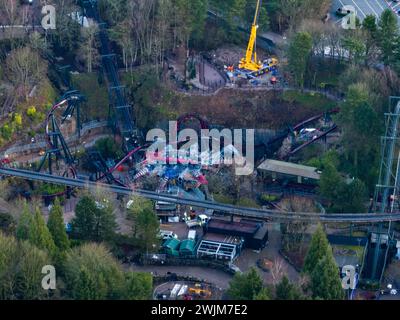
238 0 278 75
238 0 263 71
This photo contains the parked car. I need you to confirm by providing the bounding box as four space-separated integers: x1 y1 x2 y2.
159 230 178 241
336 5 356 16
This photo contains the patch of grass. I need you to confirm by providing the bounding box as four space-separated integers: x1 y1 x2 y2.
236 197 261 208
351 231 367 237
213 193 260 208
333 244 365 262
71 73 109 121
315 71 341 88
283 90 336 111
213 193 235 205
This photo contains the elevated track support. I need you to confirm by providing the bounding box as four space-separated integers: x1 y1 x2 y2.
363 97 400 282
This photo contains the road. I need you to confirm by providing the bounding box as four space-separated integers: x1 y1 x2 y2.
235 227 300 284
128 265 233 290
331 0 400 25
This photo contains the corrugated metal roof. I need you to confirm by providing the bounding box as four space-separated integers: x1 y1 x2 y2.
163 238 180 250
257 159 321 180
179 239 196 253
208 219 259 235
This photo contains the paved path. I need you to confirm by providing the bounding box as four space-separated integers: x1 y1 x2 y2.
0 121 109 166
128 225 300 290
235 224 300 285
128 265 233 290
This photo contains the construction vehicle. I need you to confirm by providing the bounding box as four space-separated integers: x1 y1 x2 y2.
185 214 209 228
188 284 212 299
238 0 278 78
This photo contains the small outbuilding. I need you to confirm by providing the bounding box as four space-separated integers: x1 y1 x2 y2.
258 159 320 184
179 239 196 256
163 238 181 256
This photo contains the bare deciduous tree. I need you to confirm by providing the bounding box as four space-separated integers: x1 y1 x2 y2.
5 46 47 100
270 257 287 286
79 23 99 73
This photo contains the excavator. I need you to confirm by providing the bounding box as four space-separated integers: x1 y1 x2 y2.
238 0 278 78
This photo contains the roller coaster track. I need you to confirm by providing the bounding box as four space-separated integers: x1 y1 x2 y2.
80 0 139 151
37 92 85 178
1 167 400 223
288 124 338 157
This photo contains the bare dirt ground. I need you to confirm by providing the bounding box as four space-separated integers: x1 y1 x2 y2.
167 89 330 130
209 44 272 68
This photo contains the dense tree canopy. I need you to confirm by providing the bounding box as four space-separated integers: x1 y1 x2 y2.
377 9 399 66
310 251 344 300
275 276 304 300
303 224 329 275
28 208 57 256
134 204 160 252
47 198 70 252
62 243 153 300
16 202 33 241
71 195 117 242
227 267 265 300
287 32 313 88
303 225 345 300
0 232 52 300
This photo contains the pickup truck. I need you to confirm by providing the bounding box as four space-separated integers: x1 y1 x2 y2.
186 220 202 228
185 214 209 228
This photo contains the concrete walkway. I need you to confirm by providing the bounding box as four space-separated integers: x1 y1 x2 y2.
235 223 300 285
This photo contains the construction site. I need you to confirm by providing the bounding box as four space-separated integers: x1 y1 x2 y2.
1 0 400 303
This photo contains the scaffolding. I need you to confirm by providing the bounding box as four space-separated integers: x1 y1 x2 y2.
197 240 237 262
366 97 400 281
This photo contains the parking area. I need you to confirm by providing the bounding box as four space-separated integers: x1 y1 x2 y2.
159 221 203 240
331 0 400 25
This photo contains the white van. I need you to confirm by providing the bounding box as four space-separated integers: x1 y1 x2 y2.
159 230 178 241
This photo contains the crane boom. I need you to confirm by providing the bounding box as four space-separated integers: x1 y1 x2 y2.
239 0 263 71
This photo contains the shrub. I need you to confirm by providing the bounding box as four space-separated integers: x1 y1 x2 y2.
0 212 16 234
26 106 37 119
12 113 22 130
260 193 279 203
1 124 13 140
